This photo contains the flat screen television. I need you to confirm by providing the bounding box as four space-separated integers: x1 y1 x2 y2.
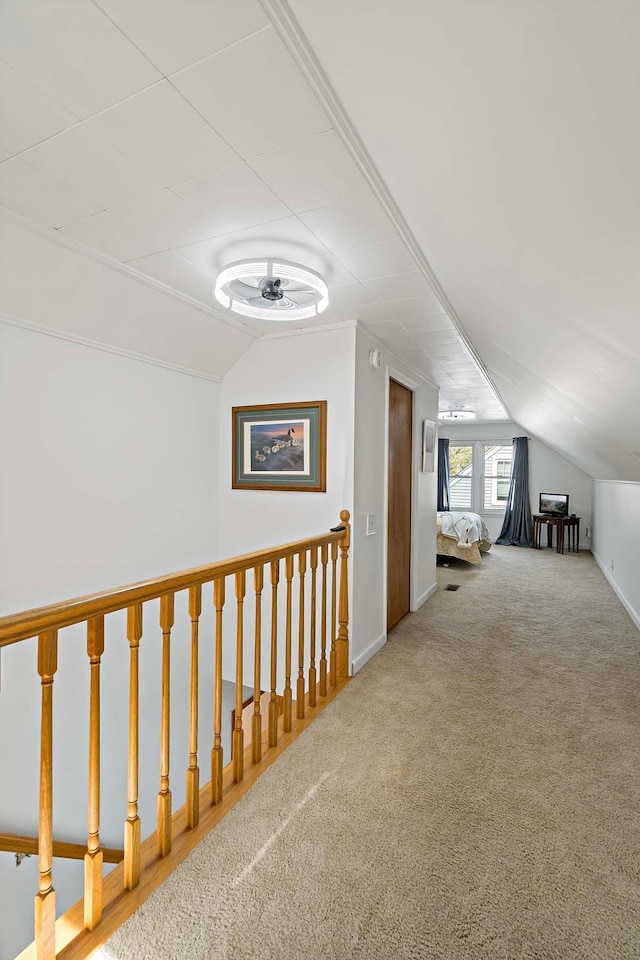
539 493 569 517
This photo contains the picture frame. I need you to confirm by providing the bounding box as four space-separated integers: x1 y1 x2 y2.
422 419 436 473
232 401 327 492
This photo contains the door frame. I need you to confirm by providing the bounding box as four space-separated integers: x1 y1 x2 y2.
383 366 421 634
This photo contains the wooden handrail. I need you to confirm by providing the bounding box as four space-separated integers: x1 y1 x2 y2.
4 512 350 960
0 529 345 648
0 833 123 865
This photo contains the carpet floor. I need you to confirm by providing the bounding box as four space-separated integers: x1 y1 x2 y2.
102 546 640 960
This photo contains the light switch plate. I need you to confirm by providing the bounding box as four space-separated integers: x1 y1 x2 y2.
366 513 376 536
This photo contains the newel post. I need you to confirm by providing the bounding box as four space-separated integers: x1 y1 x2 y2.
335 509 351 680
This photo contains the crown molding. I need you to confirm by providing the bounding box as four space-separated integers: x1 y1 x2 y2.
259 0 508 416
0 312 222 383
0 205 259 341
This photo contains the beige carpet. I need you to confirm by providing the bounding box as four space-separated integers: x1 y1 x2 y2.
102 546 640 960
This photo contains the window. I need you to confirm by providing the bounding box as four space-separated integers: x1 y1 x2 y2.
446 440 513 514
449 444 473 510
483 444 513 510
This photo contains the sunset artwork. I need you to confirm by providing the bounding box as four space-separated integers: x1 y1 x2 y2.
232 401 326 492
245 419 309 474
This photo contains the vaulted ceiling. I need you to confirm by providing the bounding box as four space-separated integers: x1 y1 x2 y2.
0 0 505 420
284 0 640 480
2 1 638 479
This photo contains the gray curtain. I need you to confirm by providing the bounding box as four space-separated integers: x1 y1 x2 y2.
437 438 450 512
496 436 534 546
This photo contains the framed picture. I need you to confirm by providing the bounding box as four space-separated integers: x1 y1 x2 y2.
232 401 327 491
422 419 436 473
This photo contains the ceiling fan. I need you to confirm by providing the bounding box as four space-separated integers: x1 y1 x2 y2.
215 259 329 321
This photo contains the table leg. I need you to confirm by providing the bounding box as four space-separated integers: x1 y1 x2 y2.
576 520 580 552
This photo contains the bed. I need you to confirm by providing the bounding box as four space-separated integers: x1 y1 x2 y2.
437 511 492 565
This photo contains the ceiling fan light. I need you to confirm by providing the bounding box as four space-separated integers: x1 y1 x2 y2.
439 409 476 420
215 259 329 321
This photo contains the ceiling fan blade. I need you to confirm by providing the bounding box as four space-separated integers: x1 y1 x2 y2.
285 290 318 302
229 279 262 298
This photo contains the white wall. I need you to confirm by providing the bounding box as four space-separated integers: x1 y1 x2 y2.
438 420 593 545
0 323 222 959
592 481 640 631
218 325 356 685
352 327 439 671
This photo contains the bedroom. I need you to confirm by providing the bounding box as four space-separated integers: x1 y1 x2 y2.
435 419 593 566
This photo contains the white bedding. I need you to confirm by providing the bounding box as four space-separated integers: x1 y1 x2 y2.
437 511 490 546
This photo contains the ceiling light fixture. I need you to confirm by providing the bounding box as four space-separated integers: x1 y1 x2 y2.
439 409 476 420
214 259 329 321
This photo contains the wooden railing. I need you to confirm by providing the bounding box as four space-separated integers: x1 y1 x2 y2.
0 512 351 960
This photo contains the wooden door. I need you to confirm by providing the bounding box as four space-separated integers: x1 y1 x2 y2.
387 379 413 632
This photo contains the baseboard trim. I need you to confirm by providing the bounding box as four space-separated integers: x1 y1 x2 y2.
351 633 386 674
592 550 640 632
413 581 438 612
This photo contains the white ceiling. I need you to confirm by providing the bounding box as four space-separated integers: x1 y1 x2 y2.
0 0 506 420
284 0 640 480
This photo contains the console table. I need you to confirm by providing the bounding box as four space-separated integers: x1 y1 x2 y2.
533 514 580 554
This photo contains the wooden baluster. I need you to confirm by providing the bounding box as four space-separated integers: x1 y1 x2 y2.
157 594 174 857
296 551 307 720
186 585 201 829
268 560 280 747
336 510 351 679
284 555 294 732
252 565 264 764
35 630 57 960
329 541 338 687
124 604 142 890
233 571 246 783
84 617 104 931
309 547 318 707
320 544 328 697
211 577 225 804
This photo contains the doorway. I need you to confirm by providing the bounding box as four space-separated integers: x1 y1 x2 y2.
387 378 413 632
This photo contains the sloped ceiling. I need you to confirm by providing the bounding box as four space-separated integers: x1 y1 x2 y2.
285 0 640 481
0 0 504 416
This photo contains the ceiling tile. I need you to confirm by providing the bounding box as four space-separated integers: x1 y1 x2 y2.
0 0 161 120
413 329 460 347
176 216 337 276
87 81 237 187
362 271 433 302
0 157 102 227
171 27 330 157
113 190 219 249
0 61 76 154
172 163 289 235
385 292 444 321
340 303 394 324
332 236 416 281
329 282 378 309
58 211 162 261
300 193 395 251
128 251 215 304
359 318 405 339
22 125 162 208
400 313 454 334
248 130 370 213
302 251 355 286
94 0 268 75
